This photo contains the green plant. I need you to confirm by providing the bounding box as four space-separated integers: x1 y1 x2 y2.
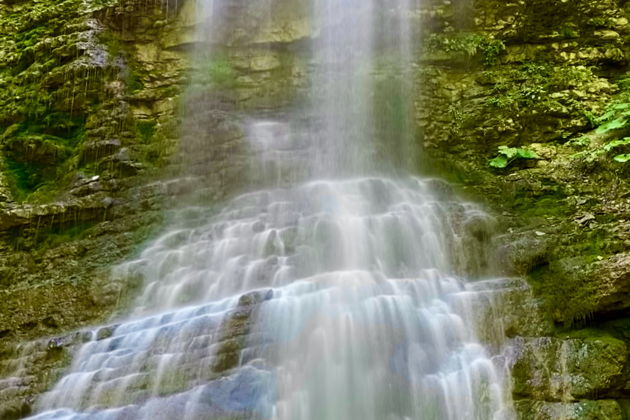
448 104 465 135
484 64 598 125
567 135 591 148
602 138 630 152
584 111 598 128
571 138 630 162
595 114 630 134
489 145 539 168
587 17 611 28
551 65 593 89
485 64 551 110
136 120 156 142
588 77 630 135
427 33 506 67
605 138 630 162
559 25 579 39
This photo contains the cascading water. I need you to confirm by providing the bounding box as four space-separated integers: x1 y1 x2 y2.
25 0 515 419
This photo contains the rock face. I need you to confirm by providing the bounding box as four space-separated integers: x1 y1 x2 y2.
0 0 186 416
417 0 630 418
514 400 624 420
0 0 190 321
511 336 627 400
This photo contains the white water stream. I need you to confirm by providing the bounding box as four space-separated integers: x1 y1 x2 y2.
27 0 515 419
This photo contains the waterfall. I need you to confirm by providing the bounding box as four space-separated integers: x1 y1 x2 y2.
26 0 515 419
310 0 417 174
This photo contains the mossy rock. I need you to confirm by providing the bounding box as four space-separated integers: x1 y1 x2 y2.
511 335 627 400
530 253 630 323
515 399 623 420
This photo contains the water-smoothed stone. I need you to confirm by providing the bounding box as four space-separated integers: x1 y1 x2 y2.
0 329 91 419
495 233 552 276
0 193 115 230
515 399 623 420
533 253 630 323
79 139 122 165
586 253 630 315
491 279 554 338
68 174 105 197
3 136 70 166
594 30 621 40
511 335 627 400
96 324 119 341
212 289 273 373
197 366 274 417
242 52 282 72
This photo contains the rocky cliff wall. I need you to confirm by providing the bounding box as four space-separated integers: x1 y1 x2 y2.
0 1 188 416
418 0 630 418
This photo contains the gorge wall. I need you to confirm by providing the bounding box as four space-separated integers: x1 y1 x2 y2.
419 0 630 418
0 0 628 419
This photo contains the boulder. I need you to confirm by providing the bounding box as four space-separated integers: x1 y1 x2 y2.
514 399 623 420
511 335 627 400
589 253 630 315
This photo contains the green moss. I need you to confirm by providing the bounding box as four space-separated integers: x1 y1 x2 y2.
38 221 97 250
17 114 86 145
526 224 625 325
126 71 145 93
4 158 42 199
559 24 579 39
577 227 625 257
516 196 571 219
8 220 98 252
0 0 155 203
136 121 156 142
485 63 595 112
1 122 84 201
587 17 613 28
427 32 506 67
100 32 145 93
528 260 595 325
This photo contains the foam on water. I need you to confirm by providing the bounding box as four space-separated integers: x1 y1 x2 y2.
28 178 513 420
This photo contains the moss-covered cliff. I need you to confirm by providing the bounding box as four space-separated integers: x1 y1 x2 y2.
0 0 189 416
417 0 630 418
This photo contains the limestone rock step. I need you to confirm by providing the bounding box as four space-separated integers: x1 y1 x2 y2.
514 399 623 420
510 335 628 401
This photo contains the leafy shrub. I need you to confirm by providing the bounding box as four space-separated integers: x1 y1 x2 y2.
485 64 594 113
585 77 630 136
427 33 506 67
489 145 539 168
571 137 630 163
564 77 630 162
559 25 579 39
605 138 630 162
